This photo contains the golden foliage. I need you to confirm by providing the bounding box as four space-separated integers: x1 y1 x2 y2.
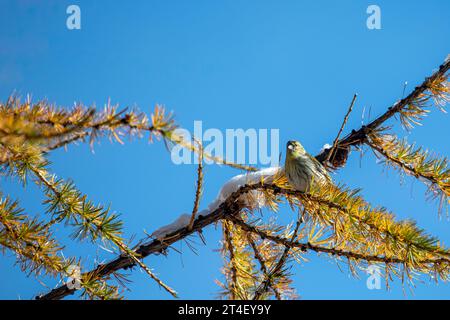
225 180 450 287
367 132 449 212
1 55 449 300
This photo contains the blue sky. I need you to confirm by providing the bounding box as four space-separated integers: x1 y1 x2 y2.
1 0 449 299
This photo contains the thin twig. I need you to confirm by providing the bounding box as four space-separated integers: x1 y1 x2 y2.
188 139 204 230
252 209 304 300
222 221 238 299
244 230 281 299
316 57 450 165
115 242 178 298
40 113 257 172
325 94 358 165
227 214 449 265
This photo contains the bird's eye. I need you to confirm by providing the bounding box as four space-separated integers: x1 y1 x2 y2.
288 145 294 150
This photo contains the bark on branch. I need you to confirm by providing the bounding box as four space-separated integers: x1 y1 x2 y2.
36 185 252 300
316 57 450 167
35 57 450 300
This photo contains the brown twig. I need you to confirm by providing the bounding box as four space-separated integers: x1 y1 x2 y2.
244 230 282 300
115 242 178 298
252 209 304 300
222 220 238 299
316 57 450 167
251 183 450 257
325 94 357 166
227 214 449 266
39 112 257 172
367 140 440 184
188 139 204 230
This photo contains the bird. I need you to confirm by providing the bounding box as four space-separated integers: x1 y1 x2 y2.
284 140 331 192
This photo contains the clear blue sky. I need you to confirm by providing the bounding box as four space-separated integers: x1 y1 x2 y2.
1 0 449 299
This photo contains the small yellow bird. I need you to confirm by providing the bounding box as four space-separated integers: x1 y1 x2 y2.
284 140 331 192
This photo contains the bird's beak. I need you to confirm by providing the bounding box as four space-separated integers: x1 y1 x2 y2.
287 141 294 150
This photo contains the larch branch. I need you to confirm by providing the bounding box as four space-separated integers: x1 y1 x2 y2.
316 57 450 166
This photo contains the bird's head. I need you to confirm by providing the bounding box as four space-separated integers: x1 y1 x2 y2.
286 140 306 158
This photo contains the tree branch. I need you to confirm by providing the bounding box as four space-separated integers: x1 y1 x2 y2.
316 57 450 167
189 139 204 230
36 179 450 299
325 94 357 166
227 214 450 266
244 229 281 299
222 220 238 299
252 210 303 300
36 184 251 300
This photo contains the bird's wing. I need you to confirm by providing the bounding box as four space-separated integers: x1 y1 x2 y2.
308 153 332 181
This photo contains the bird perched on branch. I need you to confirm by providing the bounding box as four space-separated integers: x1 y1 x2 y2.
284 140 331 192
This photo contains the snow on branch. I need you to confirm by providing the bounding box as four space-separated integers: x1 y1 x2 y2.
150 167 282 240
